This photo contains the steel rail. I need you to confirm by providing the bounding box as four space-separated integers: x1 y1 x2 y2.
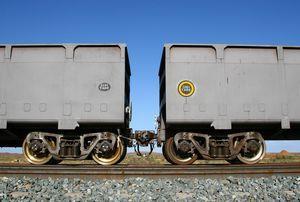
0 163 299 179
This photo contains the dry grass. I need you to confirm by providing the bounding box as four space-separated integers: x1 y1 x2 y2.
262 150 300 163
122 153 167 165
0 153 27 163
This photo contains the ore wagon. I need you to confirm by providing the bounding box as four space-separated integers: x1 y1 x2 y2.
158 44 300 164
0 44 131 165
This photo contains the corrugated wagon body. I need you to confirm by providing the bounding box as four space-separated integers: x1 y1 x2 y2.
159 44 300 165
0 44 130 130
0 44 131 165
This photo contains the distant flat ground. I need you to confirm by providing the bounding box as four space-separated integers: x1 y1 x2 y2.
0 150 299 165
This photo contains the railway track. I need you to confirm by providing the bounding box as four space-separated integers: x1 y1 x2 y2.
0 163 299 179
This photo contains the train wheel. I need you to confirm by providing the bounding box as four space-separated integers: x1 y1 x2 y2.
162 142 173 164
115 141 127 164
164 137 198 165
23 138 53 165
92 137 126 165
235 136 266 164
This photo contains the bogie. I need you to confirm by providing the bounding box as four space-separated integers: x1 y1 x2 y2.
162 132 266 165
22 132 128 165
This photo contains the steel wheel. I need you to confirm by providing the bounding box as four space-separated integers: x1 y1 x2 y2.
23 138 52 165
92 137 126 165
115 140 127 164
164 137 198 165
235 137 266 164
162 142 173 164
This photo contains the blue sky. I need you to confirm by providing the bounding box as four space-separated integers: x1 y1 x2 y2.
0 0 300 152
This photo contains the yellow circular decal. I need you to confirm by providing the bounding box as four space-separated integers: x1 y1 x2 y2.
178 80 195 97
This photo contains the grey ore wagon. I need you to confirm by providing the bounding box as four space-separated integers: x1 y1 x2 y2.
0 44 132 165
158 44 300 164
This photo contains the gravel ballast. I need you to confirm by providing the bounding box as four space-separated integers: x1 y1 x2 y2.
0 176 299 201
